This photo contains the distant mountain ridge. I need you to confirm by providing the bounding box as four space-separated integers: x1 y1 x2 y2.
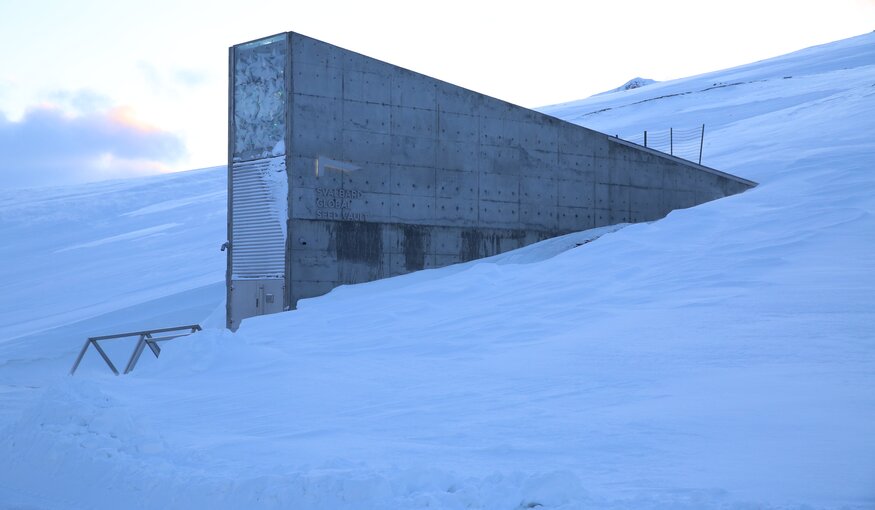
595 76 657 95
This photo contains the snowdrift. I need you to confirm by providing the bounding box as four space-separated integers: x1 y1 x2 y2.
1 33 874 509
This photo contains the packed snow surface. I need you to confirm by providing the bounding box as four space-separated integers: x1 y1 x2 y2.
1 34 874 509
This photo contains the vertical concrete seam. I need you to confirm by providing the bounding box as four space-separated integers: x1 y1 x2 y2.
476 106 481 227
389 72 396 223
433 101 439 264
226 43 235 328
285 32 295 309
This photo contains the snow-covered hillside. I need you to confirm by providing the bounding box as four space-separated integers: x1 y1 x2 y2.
1 33 874 509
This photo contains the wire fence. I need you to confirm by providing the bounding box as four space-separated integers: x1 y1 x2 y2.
620 125 705 165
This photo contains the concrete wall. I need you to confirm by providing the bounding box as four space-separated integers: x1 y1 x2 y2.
228 32 756 326
282 32 754 308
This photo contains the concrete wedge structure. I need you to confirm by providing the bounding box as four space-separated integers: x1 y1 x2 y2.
226 32 756 329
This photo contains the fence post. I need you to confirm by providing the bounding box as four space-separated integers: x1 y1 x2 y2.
644 130 647 148
698 124 705 165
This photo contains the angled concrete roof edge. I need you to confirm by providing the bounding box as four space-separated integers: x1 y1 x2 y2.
608 137 758 187
232 31 756 189
244 32 609 134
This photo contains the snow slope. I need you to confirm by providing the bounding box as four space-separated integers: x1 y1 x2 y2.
1 33 874 509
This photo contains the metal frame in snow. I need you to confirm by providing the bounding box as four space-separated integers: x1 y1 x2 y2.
69 324 202 376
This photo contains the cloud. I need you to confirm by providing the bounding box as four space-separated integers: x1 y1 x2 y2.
137 61 212 97
173 68 210 87
47 89 114 115
0 103 186 188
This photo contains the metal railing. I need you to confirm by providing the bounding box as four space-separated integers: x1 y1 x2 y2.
620 124 705 165
70 324 202 375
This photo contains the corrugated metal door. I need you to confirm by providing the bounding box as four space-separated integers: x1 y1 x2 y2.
228 157 287 330
230 157 286 279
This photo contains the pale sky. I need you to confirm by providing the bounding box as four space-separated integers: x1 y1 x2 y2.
0 0 872 187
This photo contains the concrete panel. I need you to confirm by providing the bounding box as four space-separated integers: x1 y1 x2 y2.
293 94 342 124
289 220 333 251
630 186 662 218
228 31 757 327
342 129 392 163
292 95 343 158
480 117 519 147
438 111 479 142
291 35 342 66
519 121 558 152
609 209 631 225
354 192 393 223
457 228 528 259
436 169 478 200
520 203 557 230
330 221 383 265
343 70 391 104
290 155 320 189
594 183 610 212
592 155 611 184
435 253 462 267
391 195 436 224
480 98 518 121
436 83 483 115
339 260 384 284
558 206 594 231
520 175 557 204
479 145 521 175
431 228 464 255
290 187 316 220
391 71 437 109
557 179 594 208
391 106 437 138
630 164 664 188
609 185 631 215
695 189 724 204
479 172 519 203
479 200 519 228
341 162 391 193
521 147 559 172
343 100 391 134
291 280 337 304
436 139 478 172
559 126 598 156
385 252 438 275
311 167 344 189
291 249 338 282
559 152 596 174
380 226 402 253
391 135 436 167
436 197 478 225
391 165 436 197
293 62 343 98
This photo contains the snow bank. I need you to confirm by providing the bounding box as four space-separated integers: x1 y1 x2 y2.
1 33 874 510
